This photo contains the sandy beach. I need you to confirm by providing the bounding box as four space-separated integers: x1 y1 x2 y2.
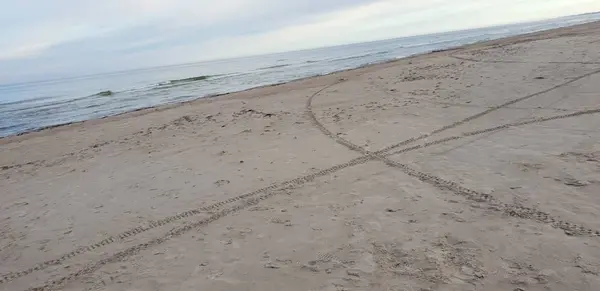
2 21 600 291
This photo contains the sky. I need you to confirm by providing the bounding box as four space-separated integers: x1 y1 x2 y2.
1 0 599 83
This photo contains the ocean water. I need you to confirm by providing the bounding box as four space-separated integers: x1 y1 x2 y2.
1 13 599 137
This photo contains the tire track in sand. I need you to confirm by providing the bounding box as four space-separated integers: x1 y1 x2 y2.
22 106 600 291
306 77 600 239
386 108 600 156
374 66 600 155
5 65 600 286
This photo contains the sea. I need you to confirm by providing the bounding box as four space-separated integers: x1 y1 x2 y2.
1 13 599 137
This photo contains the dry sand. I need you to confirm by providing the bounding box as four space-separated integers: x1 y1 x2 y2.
2 21 600 291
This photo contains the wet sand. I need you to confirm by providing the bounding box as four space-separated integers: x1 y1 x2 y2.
2 21 600 291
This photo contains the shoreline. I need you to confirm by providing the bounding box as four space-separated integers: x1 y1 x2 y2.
2 19 598 143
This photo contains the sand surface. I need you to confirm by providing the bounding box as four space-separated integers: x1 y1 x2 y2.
2 21 600 291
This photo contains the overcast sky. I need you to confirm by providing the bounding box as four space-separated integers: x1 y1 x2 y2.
1 0 599 83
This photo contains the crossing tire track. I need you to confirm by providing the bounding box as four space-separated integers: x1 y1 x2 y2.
307 78 600 238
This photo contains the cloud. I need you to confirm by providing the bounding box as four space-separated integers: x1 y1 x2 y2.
0 43 52 60
0 0 599 83
119 0 600 61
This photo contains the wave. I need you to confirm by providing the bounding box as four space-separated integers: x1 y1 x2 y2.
396 37 475 50
328 50 389 63
169 75 212 84
148 75 216 91
258 64 291 70
90 90 115 97
1 93 101 115
0 123 27 132
0 94 62 107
